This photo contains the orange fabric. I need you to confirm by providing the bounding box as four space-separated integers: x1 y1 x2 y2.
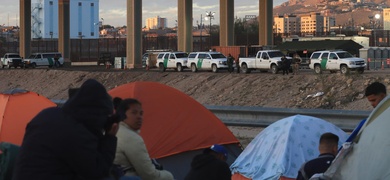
109 82 240 159
0 91 56 145
231 173 295 180
231 173 251 180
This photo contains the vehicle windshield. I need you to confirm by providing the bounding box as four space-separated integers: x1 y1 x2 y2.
268 51 285 58
175 53 188 58
211 53 226 59
28 54 37 58
8 54 21 58
336 52 353 58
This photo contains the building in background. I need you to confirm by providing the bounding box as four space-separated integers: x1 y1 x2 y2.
384 8 390 30
31 0 99 39
300 12 324 35
146 16 167 29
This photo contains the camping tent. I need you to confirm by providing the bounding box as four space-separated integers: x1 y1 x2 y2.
108 81 242 180
323 95 390 179
0 89 56 145
230 115 348 180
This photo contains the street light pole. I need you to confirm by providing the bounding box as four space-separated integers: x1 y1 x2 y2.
205 11 215 50
374 13 380 47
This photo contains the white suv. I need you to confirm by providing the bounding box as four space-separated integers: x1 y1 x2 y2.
309 50 366 74
187 52 228 73
156 52 188 72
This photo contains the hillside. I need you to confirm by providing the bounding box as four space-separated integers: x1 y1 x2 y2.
0 67 389 111
274 0 386 27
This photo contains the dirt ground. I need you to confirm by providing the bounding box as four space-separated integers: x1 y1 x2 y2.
1 66 388 146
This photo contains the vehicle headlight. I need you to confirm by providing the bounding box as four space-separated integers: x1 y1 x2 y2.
349 61 356 65
219 61 224 65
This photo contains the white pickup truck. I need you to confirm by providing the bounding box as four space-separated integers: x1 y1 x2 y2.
239 50 292 74
1 53 24 68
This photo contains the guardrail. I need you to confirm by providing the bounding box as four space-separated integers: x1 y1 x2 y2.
52 99 370 131
206 105 371 131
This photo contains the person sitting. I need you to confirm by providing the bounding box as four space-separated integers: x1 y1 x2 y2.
184 144 231 180
113 98 174 180
296 133 339 180
13 79 119 180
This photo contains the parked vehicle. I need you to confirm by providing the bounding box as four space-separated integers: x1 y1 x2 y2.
239 50 292 74
309 50 366 74
187 52 228 73
23 52 64 68
1 53 23 68
156 52 188 72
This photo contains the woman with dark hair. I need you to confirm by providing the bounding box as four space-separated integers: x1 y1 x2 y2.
113 98 174 180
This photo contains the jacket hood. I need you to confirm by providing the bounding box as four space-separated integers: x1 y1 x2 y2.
190 153 216 169
62 79 113 135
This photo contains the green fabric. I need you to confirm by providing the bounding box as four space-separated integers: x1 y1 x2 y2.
0 142 20 180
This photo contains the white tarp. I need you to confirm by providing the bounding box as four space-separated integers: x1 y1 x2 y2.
326 95 390 180
230 115 348 180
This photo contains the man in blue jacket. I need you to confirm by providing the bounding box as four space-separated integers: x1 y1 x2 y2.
13 79 119 180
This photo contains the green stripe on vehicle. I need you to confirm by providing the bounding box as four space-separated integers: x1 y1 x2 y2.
163 58 168 67
321 58 327 69
48 58 54 66
197 58 203 69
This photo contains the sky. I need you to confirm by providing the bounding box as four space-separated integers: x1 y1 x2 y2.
0 0 285 28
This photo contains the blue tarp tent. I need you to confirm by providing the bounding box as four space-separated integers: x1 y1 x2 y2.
230 115 348 180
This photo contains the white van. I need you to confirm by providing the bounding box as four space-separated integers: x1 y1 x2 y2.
187 52 228 73
24 52 64 68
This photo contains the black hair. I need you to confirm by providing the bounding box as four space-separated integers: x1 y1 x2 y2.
68 88 80 98
365 82 386 97
319 132 339 146
113 97 142 116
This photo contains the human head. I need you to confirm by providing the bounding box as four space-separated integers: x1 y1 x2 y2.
203 144 228 162
318 133 339 156
114 98 143 131
365 82 387 108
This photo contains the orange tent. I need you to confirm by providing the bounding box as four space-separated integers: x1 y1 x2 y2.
0 89 56 145
109 81 242 179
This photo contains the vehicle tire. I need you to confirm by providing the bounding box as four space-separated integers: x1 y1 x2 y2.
159 63 165 72
212 64 218 73
271 64 278 74
314 65 322 74
31 63 37 68
357 68 364 74
177 64 183 72
340 65 349 74
241 63 250 74
191 64 197 72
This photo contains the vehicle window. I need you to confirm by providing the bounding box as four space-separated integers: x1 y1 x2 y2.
257 53 261 58
8 54 21 58
37 54 42 58
321 53 329 59
28 54 36 58
163 53 169 59
310 53 321 59
268 51 285 58
157 53 164 58
198 54 206 59
261 53 268 59
175 53 188 58
336 52 353 58
142 53 148 58
329 53 338 60
205 54 212 59
210 53 226 59
170 54 175 59
188 53 197 58
43 54 56 58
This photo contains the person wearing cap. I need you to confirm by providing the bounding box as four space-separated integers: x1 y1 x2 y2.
184 144 231 180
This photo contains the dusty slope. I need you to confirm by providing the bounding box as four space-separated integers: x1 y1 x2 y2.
1 67 389 111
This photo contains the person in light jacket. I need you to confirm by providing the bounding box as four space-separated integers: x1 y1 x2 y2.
113 98 174 180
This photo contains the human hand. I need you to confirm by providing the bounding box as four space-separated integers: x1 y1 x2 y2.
106 123 119 136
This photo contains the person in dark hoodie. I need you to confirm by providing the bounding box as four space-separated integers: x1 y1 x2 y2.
184 144 231 180
13 79 119 180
